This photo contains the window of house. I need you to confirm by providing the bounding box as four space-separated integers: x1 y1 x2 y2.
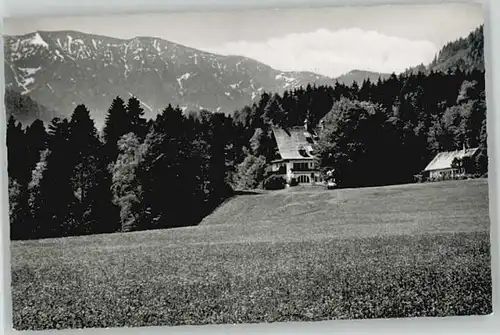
293 162 309 171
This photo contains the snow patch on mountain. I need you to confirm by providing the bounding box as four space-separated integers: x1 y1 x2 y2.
275 73 296 83
67 35 73 54
10 39 21 52
177 73 192 89
30 33 49 48
4 30 333 122
55 49 65 60
19 67 41 76
141 100 153 112
20 77 35 94
153 39 158 52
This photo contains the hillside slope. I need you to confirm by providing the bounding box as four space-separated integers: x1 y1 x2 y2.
4 88 60 124
200 180 490 233
404 25 484 76
11 179 491 329
430 25 484 73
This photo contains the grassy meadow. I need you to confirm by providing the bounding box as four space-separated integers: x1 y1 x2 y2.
10 179 492 330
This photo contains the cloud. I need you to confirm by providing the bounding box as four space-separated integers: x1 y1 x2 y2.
206 28 438 78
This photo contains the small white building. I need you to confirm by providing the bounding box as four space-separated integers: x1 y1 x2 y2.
270 125 323 185
423 146 479 180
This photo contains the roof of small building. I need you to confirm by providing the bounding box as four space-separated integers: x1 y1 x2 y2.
424 147 479 172
272 126 318 160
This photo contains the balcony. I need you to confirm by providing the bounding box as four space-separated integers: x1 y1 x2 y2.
291 163 318 172
291 167 319 172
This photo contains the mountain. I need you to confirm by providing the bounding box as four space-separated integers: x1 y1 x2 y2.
3 26 484 127
429 25 484 73
3 30 334 126
4 89 60 125
336 25 484 84
404 25 484 76
334 69 391 85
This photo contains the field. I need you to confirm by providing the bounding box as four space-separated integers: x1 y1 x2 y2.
10 179 492 330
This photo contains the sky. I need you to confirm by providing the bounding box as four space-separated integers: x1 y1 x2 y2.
4 3 484 78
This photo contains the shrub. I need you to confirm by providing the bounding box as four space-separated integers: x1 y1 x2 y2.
414 174 425 183
235 154 267 190
263 175 286 190
289 178 299 187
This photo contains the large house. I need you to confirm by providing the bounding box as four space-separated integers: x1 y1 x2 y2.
423 146 479 180
270 121 323 185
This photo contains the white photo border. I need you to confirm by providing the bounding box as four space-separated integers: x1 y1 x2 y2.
0 0 497 334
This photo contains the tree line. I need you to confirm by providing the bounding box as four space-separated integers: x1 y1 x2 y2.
8 96 240 240
232 68 487 188
7 67 488 240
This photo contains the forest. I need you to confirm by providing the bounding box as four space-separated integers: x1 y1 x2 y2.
6 26 487 240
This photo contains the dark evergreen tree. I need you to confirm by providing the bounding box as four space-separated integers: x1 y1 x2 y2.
264 93 286 126
24 119 48 174
103 96 129 164
7 115 30 184
69 104 119 234
200 112 234 209
31 117 76 238
359 79 372 101
137 105 199 229
126 96 148 140
6 26 487 239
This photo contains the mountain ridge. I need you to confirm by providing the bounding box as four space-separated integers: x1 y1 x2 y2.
3 30 334 125
335 69 391 85
403 24 484 75
4 25 484 126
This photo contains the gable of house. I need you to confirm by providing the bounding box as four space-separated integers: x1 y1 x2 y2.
424 148 479 172
272 127 317 160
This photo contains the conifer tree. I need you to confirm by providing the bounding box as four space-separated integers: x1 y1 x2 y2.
103 96 129 164
264 93 285 126
69 104 117 234
6 115 29 184
137 105 196 229
33 118 76 237
126 96 147 140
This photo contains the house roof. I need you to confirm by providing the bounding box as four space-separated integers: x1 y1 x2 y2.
424 147 479 172
272 126 317 160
